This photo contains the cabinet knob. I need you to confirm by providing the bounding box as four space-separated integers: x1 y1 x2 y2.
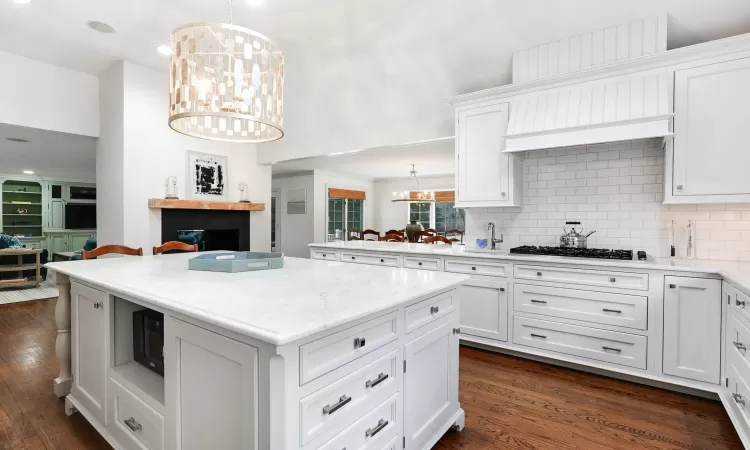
322 254 326 257
734 341 747 352
430 305 440 315
609 277 616 283
733 393 746 406
93 302 103 309
471 267 476 271
353 337 366 349
669 284 676 289
380 259 384 263
537 272 542 276
501 192 507 197
418 262 423 266
676 184 684 190
738 299 747 308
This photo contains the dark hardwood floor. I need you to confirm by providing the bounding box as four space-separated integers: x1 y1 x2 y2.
0 299 743 449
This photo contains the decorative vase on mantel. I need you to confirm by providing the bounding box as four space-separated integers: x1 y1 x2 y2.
405 220 424 243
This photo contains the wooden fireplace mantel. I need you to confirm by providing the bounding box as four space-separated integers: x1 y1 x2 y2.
148 199 265 211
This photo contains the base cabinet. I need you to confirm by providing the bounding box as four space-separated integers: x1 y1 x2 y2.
460 278 508 342
663 276 721 383
164 317 258 450
71 283 108 424
403 317 459 449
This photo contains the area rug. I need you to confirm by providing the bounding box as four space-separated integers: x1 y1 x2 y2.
0 279 59 305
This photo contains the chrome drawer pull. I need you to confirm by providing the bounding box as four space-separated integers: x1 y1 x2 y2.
609 277 616 282
738 299 747 307
602 346 622 353
669 284 676 289
365 419 388 438
530 299 547 304
735 341 747 352
322 395 352 415
124 417 142 432
733 393 746 406
471 266 476 271
602 308 622 314
353 337 367 349
430 306 440 314
530 333 546 339
536 272 542 276
365 372 389 388
499 287 505 292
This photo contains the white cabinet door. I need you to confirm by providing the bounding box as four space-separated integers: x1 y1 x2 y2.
460 278 508 342
663 276 721 383
164 317 258 450
404 317 458 449
71 282 108 424
672 56 750 200
49 199 65 230
47 234 68 254
456 102 519 206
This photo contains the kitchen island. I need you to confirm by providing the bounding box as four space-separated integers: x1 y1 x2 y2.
47 253 468 450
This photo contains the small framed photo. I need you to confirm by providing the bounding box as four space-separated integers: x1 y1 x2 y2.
187 151 228 201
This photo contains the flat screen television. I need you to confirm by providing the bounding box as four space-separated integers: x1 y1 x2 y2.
65 203 96 230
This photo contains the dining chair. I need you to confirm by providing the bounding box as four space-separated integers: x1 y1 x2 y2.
413 231 431 242
347 228 362 240
385 229 405 237
82 245 144 260
153 241 199 255
445 228 465 244
362 229 381 241
382 234 405 242
424 235 453 245
425 228 438 235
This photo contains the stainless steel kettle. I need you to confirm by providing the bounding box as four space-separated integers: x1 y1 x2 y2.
560 221 596 248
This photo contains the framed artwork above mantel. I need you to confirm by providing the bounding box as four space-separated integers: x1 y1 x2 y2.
187 151 228 201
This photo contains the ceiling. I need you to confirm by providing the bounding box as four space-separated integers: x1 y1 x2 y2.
0 123 96 180
271 138 455 179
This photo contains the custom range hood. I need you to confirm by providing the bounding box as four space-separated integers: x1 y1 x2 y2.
504 67 673 152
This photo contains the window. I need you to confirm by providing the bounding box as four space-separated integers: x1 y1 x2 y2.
327 188 366 241
405 190 464 234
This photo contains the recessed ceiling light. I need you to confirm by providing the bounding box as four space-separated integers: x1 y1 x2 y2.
5 137 29 143
8 0 32 4
156 45 173 56
22 170 34 175
87 21 116 34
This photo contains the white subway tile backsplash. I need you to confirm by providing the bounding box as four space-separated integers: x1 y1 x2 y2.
466 138 750 261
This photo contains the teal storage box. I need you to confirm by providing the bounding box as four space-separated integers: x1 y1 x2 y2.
188 252 284 273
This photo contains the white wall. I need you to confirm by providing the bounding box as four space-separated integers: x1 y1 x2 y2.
466 139 750 261
271 173 315 258
97 61 272 252
373 175 454 232
0 51 99 137
313 172 374 244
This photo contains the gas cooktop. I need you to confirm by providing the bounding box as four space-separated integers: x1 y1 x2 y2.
510 246 637 261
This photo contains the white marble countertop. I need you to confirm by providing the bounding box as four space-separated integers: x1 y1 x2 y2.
46 253 468 346
309 241 750 294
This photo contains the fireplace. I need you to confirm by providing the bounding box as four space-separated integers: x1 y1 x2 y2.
161 209 249 251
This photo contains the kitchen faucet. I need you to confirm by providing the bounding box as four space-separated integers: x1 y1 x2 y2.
486 222 503 250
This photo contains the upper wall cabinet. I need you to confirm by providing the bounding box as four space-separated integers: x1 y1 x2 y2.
667 54 750 203
455 101 522 208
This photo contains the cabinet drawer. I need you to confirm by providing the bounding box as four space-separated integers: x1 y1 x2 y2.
341 252 400 267
445 259 507 277
514 265 648 291
312 250 339 261
317 394 399 450
728 349 750 426
729 313 750 369
403 255 443 271
514 284 648 330
404 291 456 334
300 312 398 385
300 350 398 446
733 290 750 325
513 316 647 369
108 378 164 450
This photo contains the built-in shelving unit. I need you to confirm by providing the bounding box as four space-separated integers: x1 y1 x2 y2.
1 181 43 238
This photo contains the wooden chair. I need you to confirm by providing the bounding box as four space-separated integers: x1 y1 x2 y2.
424 235 453 245
413 230 431 242
362 229 381 241
385 229 405 237
153 241 199 255
382 234 404 242
82 245 143 260
445 228 465 243
347 228 362 241
424 228 438 236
